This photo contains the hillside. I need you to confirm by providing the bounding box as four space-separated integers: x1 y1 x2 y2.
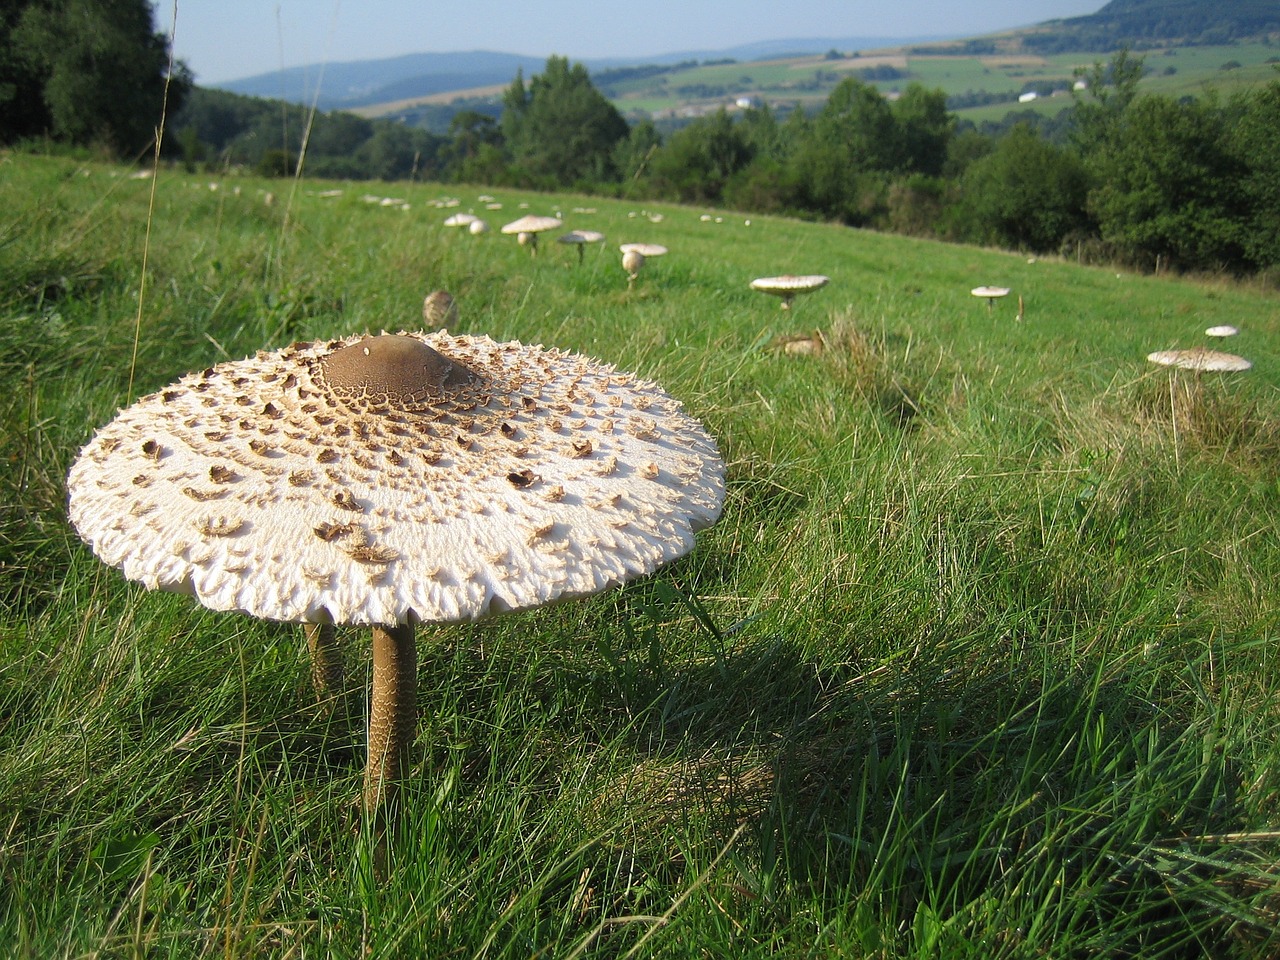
990 0 1280 52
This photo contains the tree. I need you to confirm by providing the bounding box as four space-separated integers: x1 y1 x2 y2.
1229 79 1280 269
952 123 1091 252
1086 94 1249 271
5 0 188 155
499 56 629 187
644 109 752 204
892 84 953 177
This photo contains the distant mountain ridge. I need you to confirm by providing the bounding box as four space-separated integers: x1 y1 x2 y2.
1026 0 1280 50
212 35 948 109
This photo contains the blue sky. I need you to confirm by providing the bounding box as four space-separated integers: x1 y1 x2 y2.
156 1 1107 85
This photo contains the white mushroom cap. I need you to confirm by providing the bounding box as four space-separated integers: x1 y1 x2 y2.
501 215 563 236
559 230 606 245
67 332 724 627
971 286 1011 299
1205 325 1239 338
619 243 667 257
1146 347 1252 372
444 213 479 227
468 219 489 236
750 275 830 295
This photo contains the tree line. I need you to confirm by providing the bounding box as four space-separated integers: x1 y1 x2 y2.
4 0 1277 276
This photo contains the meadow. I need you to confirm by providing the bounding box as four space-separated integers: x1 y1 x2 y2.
2 151 1280 957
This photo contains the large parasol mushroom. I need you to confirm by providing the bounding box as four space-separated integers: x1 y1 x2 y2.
500 215 563 256
67 331 725 842
558 230 606 265
1146 347 1252 372
749 275 830 311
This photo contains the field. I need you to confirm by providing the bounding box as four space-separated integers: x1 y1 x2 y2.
362 40 1280 125
3 152 1280 957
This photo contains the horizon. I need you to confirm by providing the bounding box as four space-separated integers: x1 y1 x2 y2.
154 0 1106 86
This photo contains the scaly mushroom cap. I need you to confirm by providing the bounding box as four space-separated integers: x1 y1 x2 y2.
750 275 830 296
1204 325 1239 338
622 250 646 277
971 286 1011 299
1146 347 1252 372
501 215 562 236
67 332 725 626
422 290 459 328
443 213 479 227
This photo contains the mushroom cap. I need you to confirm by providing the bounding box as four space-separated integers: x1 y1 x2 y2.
622 250 646 274
1146 347 1252 372
619 243 667 257
749 275 830 295
971 286 1011 299
501 215 563 236
468 219 489 235
559 230 606 245
1205 325 1239 338
443 213 479 227
422 290 459 327
67 332 725 627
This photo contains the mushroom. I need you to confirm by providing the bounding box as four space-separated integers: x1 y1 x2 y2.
1205 325 1239 338
971 286 1011 311
1146 347 1252 372
620 244 667 288
500 215 563 256
468 219 489 236
622 250 645 288
443 213 479 228
422 290 458 328
558 230 606 265
66 331 724 846
749 275 830 311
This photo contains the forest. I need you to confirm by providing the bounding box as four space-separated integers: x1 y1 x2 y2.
3 0 1278 276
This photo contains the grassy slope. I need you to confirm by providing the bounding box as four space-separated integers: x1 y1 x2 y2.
2 154 1280 957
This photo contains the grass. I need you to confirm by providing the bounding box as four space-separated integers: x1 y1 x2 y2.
3 151 1280 957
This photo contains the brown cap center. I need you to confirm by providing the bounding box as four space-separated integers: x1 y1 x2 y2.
319 335 479 408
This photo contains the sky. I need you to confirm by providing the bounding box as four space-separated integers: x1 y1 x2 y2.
156 1 1107 85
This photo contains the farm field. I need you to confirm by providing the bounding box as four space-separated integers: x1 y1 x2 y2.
2 152 1280 956
369 40 1280 124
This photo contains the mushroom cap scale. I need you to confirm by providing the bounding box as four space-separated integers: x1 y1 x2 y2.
1146 347 1252 372
500 215 562 236
68 333 724 627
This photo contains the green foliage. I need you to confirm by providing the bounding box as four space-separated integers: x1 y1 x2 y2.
952 123 1091 252
2 0 187 156
1086 93 1251 271
500 56 630 188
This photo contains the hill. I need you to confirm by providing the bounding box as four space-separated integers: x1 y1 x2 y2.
212 35 947 111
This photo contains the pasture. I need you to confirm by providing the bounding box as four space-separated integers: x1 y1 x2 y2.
2 152 1279 957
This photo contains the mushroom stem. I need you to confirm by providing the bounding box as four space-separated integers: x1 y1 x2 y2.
304 622 345 703
365 622 418 823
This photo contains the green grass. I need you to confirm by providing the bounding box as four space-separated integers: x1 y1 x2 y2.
3 152 1280 957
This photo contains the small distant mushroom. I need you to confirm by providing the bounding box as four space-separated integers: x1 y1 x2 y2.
443 213 478 228
620 244 667 288
558 230 606 265
422 290 459 327
501 215 563 256
622 250 646 288
1146 347 1252 372
971 286 1011 311
67 331 724 854
468 219 489 236
1205 325 1239 338
749 275 830 311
